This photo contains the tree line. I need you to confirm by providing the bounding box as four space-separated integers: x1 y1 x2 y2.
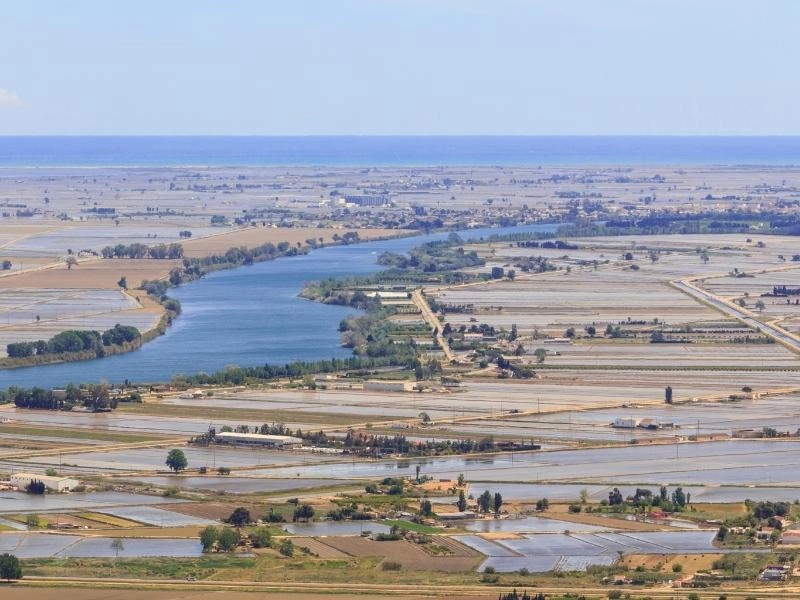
3 382 118 411
6 324 140 359
101 242 184 259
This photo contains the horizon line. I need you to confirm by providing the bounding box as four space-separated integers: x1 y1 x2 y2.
2 134 800 138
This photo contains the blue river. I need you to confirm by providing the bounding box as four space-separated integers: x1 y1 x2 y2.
0 223 558 389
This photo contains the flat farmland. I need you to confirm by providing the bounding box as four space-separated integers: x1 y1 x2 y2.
257 439 800 487
538 340 797 368
180 226 397 257
439 271 718 331
8 445 337 474
444 392 800 443
319 536 481 572
0 288 160 353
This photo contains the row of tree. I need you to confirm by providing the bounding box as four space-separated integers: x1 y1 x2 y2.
6 382 117 411
6 324 140 359
101 242 184 259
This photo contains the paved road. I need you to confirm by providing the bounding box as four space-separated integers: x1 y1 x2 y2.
411 289 455 363
671 279 800 354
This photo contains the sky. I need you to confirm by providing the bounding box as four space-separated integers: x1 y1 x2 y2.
1 0 799 136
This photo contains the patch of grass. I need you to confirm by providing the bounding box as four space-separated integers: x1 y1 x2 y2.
22 555 255 580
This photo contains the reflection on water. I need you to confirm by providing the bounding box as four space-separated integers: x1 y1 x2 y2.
0 223 559 388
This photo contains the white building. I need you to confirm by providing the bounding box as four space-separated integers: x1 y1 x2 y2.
215 432 302 448
10 473 80 492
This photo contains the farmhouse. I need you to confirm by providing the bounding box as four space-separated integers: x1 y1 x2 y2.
10 473 80 492
215 431 302 448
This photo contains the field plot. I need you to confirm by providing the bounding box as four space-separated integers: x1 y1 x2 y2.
8 445 333 474
444 392 800 443
284 522 392 536
130 476 356 494
98 506 216 527
258 439 800 487
0 257 181 290
456 530 716 572
439 269 718 331
319 536 481 572
539 340 797 368
464 516 607 534
0 532 202 558
0 288 160 352
0 491 186 515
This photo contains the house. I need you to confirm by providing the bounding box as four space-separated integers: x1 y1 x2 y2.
10 473 80 492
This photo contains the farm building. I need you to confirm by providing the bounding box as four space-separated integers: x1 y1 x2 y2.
363 380 415 393
10 473 80 492
215 432 302 448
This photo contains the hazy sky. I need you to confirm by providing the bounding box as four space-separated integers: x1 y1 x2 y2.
1 0 799 135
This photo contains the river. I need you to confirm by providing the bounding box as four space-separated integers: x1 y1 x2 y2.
0 223 558 389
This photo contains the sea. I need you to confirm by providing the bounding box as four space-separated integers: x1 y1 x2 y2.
0 136 799 167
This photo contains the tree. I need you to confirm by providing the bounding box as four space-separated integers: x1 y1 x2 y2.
478 490 493 514
419 499 433 517
672 486 686 508
1 260 11 270
26 480 45 495
293 504 315 522
217 527 239 551
165 448 188 473
535 498 549 511
25 514 40 528
457 489 467 512
250 527 272 548
227 507 251 527
111 537 124 559
65 256 78 270
200 525 218 551
665 386 673 404
0 553 22 582
564 327 576 338
585 325 596 338
279 539 294 556
457 473 465 487
534 348 547 363
419 411 431 424
117 276 127 290
755 300 765 311
493 492 503 515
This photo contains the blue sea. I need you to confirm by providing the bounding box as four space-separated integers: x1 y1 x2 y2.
0 136 799 167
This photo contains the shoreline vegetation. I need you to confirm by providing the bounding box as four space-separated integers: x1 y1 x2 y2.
4 201 800 375
0 228 408 370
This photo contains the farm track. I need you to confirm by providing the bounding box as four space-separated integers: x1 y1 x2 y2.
14 576 800 599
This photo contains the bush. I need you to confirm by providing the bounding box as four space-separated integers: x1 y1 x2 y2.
607 592 622 600
568 504 582 513
672 563 683 573
279 539 294 557
381 560 402 571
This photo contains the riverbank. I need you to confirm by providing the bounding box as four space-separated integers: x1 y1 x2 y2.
0 227 407 371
